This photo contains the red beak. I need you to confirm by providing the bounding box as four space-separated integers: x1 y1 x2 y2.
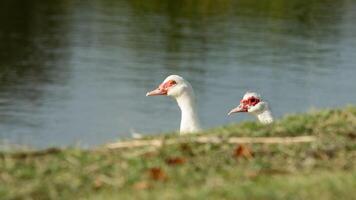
146 88 167 96
228 104 247 115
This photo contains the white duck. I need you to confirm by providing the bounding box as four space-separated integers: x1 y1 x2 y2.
146 75 201 134
228 92 274 124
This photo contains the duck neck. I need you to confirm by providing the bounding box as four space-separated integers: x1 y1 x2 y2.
256 110 274 124
175 92 201 134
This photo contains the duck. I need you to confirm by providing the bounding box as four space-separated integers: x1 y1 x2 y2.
228 92 274 124
146 75 201 134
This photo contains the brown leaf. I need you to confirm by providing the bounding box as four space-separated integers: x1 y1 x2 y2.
180 143 193 154
133 181 151 190
347 132 356 140
233 145 253 159
93 178 103 190
148 167 167 181
165 157 187 166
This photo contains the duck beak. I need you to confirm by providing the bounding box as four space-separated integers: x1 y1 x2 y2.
228 105 247 115
146 88 167 96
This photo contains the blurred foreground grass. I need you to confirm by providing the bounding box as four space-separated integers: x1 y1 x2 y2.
1 106 355 200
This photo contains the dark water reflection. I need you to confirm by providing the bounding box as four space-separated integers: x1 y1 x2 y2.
0 0 355 148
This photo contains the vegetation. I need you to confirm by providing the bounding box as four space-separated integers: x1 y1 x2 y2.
1 106 355 200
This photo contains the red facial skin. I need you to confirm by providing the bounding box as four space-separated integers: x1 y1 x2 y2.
239 96 260 112
146 80 177 96
228 96 260 115
158 80 177 95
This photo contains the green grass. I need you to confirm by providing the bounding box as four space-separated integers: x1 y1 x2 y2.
1 106 356 200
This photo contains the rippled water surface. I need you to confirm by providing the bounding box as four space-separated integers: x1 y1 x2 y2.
0 0 355 148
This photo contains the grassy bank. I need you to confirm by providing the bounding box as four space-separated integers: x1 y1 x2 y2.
1 106 356 200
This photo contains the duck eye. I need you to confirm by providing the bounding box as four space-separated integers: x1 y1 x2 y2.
167 80 177 87
162 80 177 89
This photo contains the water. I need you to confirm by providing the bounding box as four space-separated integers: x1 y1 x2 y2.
0 0 355 148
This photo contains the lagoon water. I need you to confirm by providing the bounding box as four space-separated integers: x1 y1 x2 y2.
0 0 355 148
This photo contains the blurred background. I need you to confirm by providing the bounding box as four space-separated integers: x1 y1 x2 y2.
0 0 355 148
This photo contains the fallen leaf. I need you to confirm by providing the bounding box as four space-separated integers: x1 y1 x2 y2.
148 167 167 181
180 143 193 154
347 132 356 140
165 157 187 166
233 144 253 159
133 181 151 190
93 178 103 190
